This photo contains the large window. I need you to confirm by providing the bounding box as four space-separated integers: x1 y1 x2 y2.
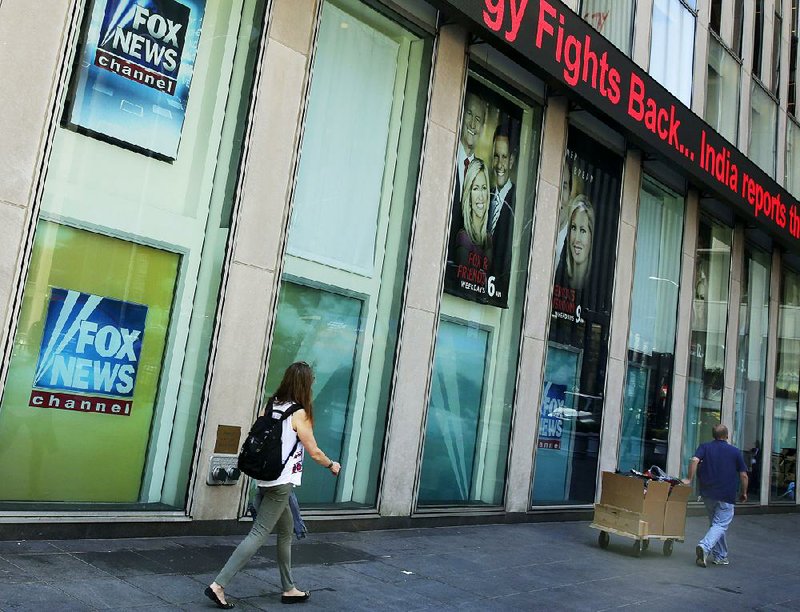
618 178 684 474
734 244 771 500
532 127 622 505
754 0 765 79
682 215 732 473
750 82 778 178
771 267 799 503
706 35 741 144
264 0 432 509
649 0 696 106
790 0 799 116
417 75 542 507
579 0 635 55
708 0 743 54
772 9 783 97
0 0 267 506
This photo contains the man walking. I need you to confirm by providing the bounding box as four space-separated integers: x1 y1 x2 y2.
684 424 748 567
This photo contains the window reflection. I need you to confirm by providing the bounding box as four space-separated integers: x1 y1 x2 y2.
682 215 732 474
649 0 695 106
750 82 778 178
619 178 684 474
706 36 741 144
771 268 799 502
734 245 771 500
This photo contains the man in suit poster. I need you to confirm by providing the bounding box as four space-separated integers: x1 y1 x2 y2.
487 119 517 306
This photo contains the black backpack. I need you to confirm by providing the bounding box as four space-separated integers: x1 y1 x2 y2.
238 401 302 481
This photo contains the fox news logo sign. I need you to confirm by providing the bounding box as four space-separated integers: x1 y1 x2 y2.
29 288 148 417
94 0 190 95
538 381 566 450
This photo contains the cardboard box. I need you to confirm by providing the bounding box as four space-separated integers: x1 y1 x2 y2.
663 483 691 537
596 471 690 538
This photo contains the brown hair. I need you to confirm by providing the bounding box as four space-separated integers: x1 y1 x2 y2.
271 361 314 424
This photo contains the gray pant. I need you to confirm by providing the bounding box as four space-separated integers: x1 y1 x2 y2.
214 483 295 591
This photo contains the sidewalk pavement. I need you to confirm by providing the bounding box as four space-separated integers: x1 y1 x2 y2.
0 511 798 611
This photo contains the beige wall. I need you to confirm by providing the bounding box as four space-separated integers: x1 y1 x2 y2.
0 0 73 379
379 24 468 517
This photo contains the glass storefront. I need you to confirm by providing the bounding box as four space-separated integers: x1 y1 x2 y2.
733 243 770 499
771 267 799 502
264 0 432 508
682 215 733 473
418 74 542 507
0 0 267 506
618 177 684 474
532 127 623 505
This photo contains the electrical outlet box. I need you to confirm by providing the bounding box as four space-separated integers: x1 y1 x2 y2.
207 454 241 485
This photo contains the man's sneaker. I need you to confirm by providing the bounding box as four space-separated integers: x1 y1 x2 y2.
712 557 729 565
695 545 708 567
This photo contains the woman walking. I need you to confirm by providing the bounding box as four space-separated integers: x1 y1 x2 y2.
205 362 341 608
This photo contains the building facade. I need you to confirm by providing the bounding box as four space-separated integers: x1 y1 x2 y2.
0 0 797 536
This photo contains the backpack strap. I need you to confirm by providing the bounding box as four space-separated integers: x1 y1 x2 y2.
276 402 303 422
276 402 303 471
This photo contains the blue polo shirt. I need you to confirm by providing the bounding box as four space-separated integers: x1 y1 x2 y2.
695 440 748 503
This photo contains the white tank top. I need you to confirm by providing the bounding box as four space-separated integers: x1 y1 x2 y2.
257 401 304 487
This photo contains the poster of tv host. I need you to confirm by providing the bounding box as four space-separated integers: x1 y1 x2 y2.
443 79 522 309
551 126 622 338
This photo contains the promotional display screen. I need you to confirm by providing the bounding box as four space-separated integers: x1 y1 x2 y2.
0 222 179 502
444 78 523 308
64 0 206 160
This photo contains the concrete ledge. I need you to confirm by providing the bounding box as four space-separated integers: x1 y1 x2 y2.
0 504 795 541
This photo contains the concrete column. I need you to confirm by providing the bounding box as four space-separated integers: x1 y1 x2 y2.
721 223 744 430
0 0 73 383
596 149 642 489
379 25 468 517
692 0 711 116
776 0 792 186
631 0 654 71
719 0 735 46
505 96 569 513
190 0 321 520
667 189 700 477
760 249 781 505
761 1 775 90
738 0 755 151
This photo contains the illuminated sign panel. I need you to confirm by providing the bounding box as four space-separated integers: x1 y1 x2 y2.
431 0 800 249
